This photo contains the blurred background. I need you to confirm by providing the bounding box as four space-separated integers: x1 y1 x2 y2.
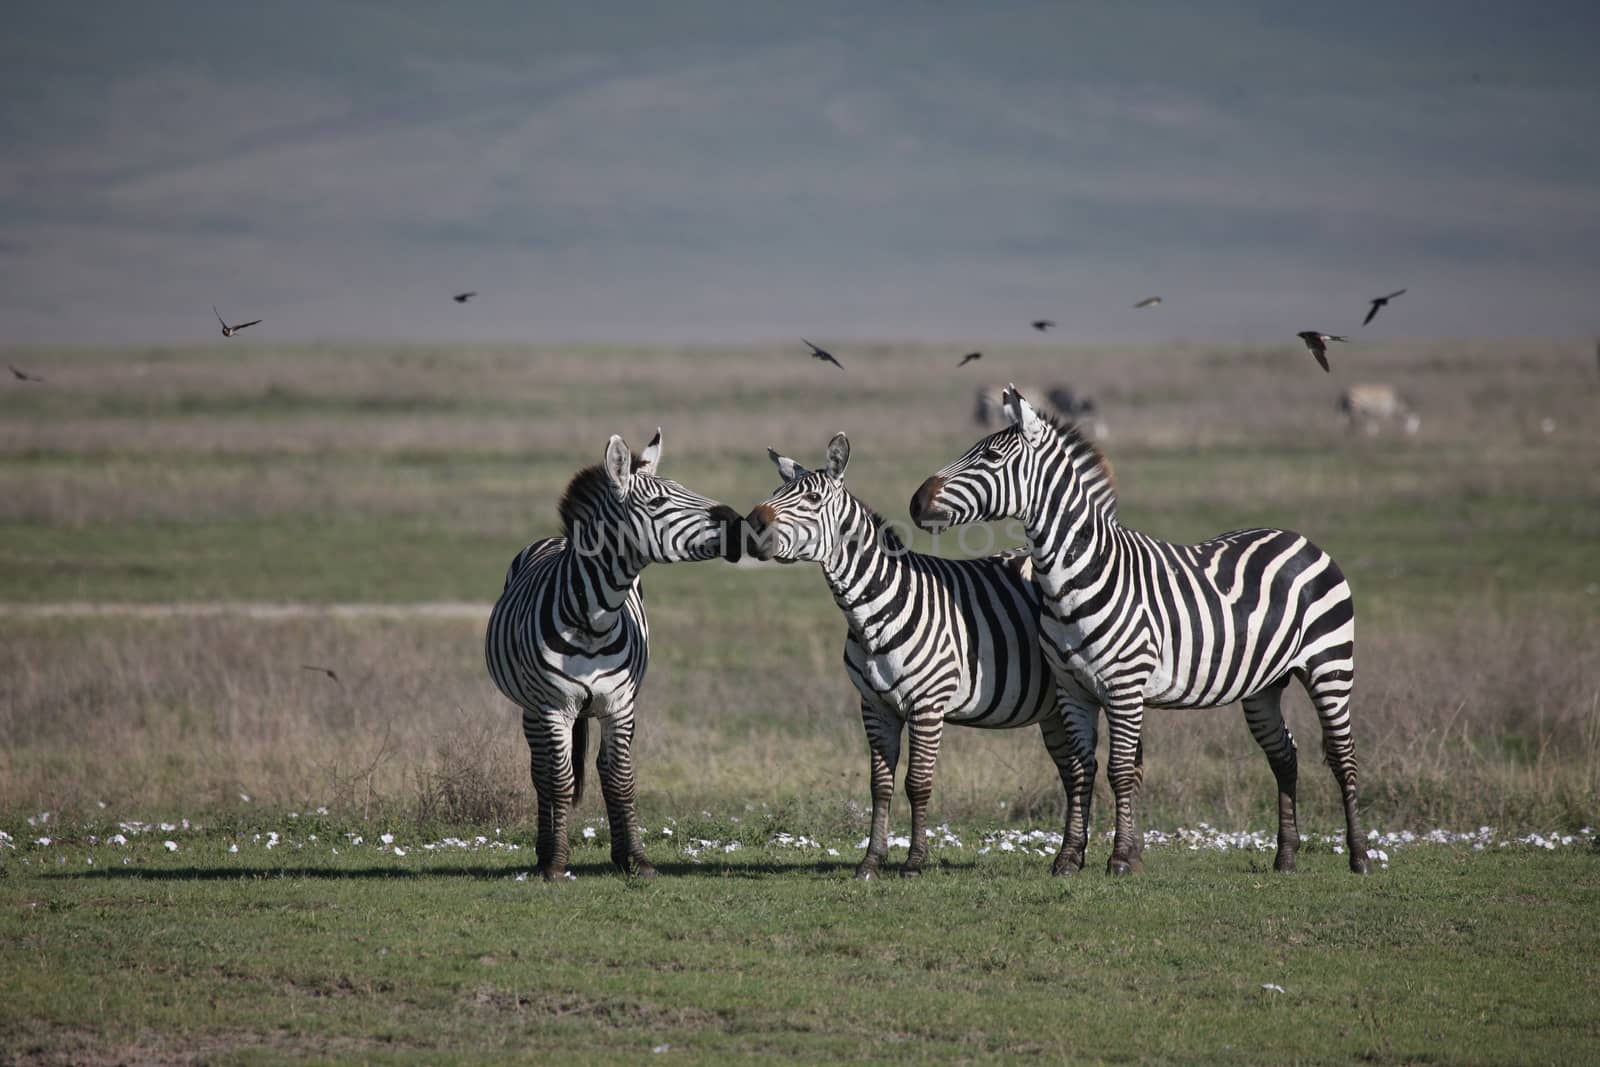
2 3 1596 837
3 1 1598 345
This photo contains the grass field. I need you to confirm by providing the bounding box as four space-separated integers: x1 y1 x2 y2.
3 337 1598 1063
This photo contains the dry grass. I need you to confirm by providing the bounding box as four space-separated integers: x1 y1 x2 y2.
1 602 1593 831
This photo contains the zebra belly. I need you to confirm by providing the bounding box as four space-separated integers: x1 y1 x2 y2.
846 639 1051 727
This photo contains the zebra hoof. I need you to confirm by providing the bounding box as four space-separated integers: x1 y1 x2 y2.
898 865 923 879
537 865 568 883
1349 853 1371 875
1273 852 1298 873
854 864 879 881
1050 858 1082 877
1106 858 1136 877
615 854 656 878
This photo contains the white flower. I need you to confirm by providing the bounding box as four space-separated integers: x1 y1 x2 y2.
163 841 178 852
582 827 597 839
109 834 127 846
379 833 395 845
228 844 239 853
34 837 51 847
393 847 406 857
239 793 252 802
1262 983 1286 994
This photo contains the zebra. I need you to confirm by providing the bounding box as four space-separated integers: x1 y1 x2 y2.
910 386 1369 876
744 433 1072 878
485 429 743 880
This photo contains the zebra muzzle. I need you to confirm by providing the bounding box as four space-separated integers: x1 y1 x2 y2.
710 505 744 563
909 476 953 533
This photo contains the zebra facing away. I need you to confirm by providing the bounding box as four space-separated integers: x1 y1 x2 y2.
910 387 1369 876
485 430 743 880
744 433 1075 879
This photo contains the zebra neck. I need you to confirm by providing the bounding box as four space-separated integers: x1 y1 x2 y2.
555 544 643 638
1025 490 1118 601
819 498 905 643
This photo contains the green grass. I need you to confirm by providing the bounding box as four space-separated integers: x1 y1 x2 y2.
3 826 1597 1065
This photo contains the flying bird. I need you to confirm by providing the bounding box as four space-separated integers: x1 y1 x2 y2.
1133 296 1163 309
958 352 983 367
213 306 262 337
9 364 45 383
300 664 341 684
1362 288 1407 327
453 291 477 304
1296 331 1348 373
800 338 844 370
1031 319 1055 332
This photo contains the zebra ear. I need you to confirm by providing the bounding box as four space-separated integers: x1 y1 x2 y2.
1006 385 1047 447
768 447 810 483
603 434 633 495
825 432 850 479
638 428 663 476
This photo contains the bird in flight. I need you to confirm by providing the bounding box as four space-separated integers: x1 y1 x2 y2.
1296 331 1348 373
453 291 477 304
1133 296 1162 309
1031 319 1055 332
9 364 45 383
300 664 342 684
213 306 262 337
1362 288 1407 327
958 352 983 367
801 338 844 370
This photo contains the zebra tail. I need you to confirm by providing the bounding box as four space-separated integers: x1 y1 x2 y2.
571 717 589 807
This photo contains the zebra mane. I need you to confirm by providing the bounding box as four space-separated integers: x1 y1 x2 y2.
1036 411 1118 521
850 493 907 553
558 455 644 539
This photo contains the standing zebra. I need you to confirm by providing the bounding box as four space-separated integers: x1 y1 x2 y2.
485 430 743 880
910 387 1368 876
744 433 1072 878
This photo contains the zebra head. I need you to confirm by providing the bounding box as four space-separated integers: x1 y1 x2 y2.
909 385 1047 533
566 429 743 564
743 433 856 563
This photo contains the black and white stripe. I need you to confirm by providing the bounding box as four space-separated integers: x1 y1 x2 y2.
912 387 1368 875
746 433 1078 878
485 429 742 880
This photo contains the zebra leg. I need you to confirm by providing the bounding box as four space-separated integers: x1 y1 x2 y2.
1042 699 1099 875
525 709 577 881
1104 701 1145 876
856 705 902 881
1306 666 1369 874
596 710 655 878
1241 683 1300 872
1126 733 1147 872
899 712 944 877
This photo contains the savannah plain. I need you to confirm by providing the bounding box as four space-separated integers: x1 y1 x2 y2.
2 338 1597 1064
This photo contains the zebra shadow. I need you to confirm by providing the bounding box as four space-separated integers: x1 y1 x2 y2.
52 857 978 882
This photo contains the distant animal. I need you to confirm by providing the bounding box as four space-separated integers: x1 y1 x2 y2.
1132 296 1162 309
958 352 982 367
973 383 1096 429
911 385 1370 877
1339 384 1419 435
300 664 341 684
744 434 1070 877
801 338 844 370
484 430 743 880
453 291 477 304
1362 289 1406 327
213 306 262 337
1296 331 1348 373
1031 319 1055 332
9 364 44 383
